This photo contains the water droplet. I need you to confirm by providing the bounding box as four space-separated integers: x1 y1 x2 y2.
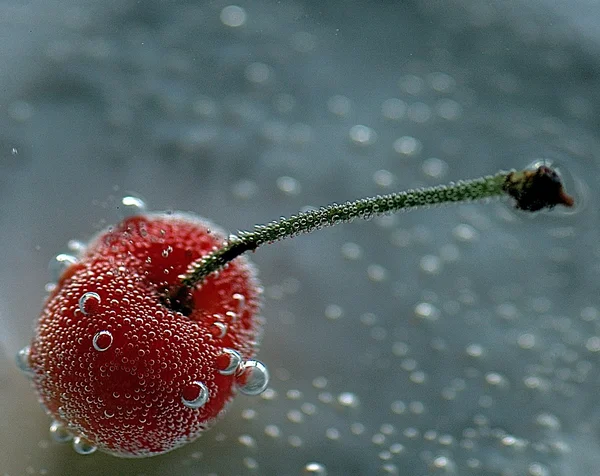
232 293 246 313
236 359 269 396
48 253 78 281
15 345 33 377
210 322 228 339
49 420 72 443
92 330 113 352
182 381 209 409
119 195 147 218
72 436 97 455
303 462 328 475
78 292 101 315
217 348 242 375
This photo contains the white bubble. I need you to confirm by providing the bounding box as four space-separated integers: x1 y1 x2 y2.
220 5 246 27
419 255 441 274
414 302 440 320
393 136 422 156
119 195 147 217
276 176 301 195
373 169 394 188
338 392 360 408
303 462 327 475
349 125 376 146
325 304 343 320
422 158 448 179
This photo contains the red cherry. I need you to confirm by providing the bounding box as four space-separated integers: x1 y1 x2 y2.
28 213 265 457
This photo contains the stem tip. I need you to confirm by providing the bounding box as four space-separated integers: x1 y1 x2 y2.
503 166 575 212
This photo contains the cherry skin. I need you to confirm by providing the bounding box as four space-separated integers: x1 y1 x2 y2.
28 213 264 457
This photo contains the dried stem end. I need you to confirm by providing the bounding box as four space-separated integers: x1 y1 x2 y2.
503 165 575 212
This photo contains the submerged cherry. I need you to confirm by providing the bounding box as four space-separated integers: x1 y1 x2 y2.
27 213 265 457
20 165 573 458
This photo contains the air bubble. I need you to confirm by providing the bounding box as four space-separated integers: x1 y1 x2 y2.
220 5 246 27
338 392 360 408
422 157 448 179
92 330 113 352
182 381 209 409
119 195 147 217
15 345 34 377
232 293 246 313
48 253 78 281
78 292 101 315
349 125 377 147
217 348 242 375
49 420 72 443
236 360 269 396
303 462 328 475
210 322 228 339
276 176 301 195
73 436 97 455
67 240 87 254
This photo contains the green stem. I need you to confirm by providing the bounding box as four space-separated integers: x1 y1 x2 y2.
177 165 573 291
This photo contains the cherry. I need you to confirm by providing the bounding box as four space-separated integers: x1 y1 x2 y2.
27 213 265 457
19 166 573 458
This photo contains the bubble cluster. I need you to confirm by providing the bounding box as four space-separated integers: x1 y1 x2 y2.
26 213 266 457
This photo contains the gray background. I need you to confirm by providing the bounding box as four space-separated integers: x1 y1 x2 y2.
1 0 599 474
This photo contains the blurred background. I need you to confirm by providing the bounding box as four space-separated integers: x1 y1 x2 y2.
0 0 598 474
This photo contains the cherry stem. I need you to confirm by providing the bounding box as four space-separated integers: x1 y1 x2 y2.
176 165 573 292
